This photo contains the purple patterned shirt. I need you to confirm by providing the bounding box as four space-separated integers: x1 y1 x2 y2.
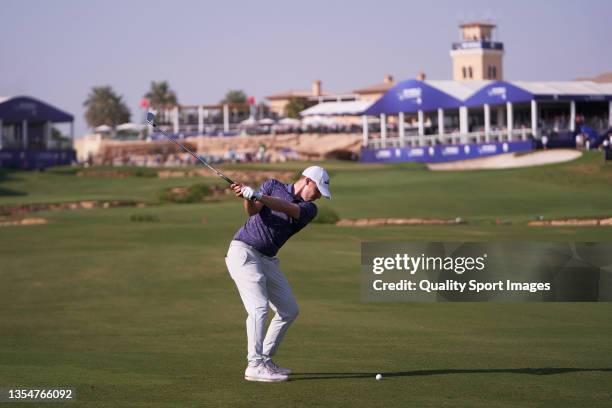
233 179 318 256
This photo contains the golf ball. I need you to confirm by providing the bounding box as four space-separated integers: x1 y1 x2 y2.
376 374 382 380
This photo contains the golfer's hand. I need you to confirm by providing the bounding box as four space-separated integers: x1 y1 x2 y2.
240 186 262 201
230 183 244 198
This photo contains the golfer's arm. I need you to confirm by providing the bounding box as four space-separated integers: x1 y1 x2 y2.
259 195 300 219
243 199 263 216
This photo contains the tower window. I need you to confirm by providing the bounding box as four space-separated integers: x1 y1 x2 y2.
468 67 473 78
487 66 497 79
462 67 467 79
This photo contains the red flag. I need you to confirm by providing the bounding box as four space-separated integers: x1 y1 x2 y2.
247 96 256 105
140 98 150 109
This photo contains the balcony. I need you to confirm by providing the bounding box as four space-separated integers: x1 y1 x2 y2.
452 41 504 51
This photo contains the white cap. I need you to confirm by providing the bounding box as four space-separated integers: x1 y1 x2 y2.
302 165 331 199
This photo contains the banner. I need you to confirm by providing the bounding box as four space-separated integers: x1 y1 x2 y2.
360 140 533 163
0 149 76 170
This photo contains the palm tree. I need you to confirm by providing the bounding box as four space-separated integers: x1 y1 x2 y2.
83 86 131 129
285 97 308 119
145 81 178 110
221 90 247 105
220 90 250 121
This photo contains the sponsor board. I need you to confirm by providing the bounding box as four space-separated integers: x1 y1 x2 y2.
361 140 533 163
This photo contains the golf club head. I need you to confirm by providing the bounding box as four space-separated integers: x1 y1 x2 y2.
146 111 156 126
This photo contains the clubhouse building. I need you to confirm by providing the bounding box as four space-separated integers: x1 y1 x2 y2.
302 22 612 163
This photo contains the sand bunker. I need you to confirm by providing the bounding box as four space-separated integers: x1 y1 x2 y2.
0 200 143 216
336 218 462 226
428 149 582 171
158 169 296 184
0 217 49 227
529 217 612 226
77 168 297 184
76 170 136 177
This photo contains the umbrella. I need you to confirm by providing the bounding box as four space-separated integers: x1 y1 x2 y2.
116 122 146 132
278 117 301 126
258 118 276 125
239 117 257 127
302 115 341 126
94 124 112 132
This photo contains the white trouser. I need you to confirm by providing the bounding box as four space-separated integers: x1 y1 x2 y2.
225 240 299 363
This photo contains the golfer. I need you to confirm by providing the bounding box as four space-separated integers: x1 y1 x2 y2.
226 166 331 382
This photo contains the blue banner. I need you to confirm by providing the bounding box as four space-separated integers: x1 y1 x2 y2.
0 149 76 170
360 140 534 163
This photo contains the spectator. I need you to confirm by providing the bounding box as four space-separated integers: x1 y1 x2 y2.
575 133 583 149
257 143 267 163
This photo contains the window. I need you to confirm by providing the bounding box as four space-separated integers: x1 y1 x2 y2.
487 66 498 79
468 67 473 78
462 67 467 79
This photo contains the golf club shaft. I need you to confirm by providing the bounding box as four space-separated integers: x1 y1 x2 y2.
149 123 235 185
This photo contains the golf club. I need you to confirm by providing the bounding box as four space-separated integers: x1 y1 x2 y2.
145 111 235 185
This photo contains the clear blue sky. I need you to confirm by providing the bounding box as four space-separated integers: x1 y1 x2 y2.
2 0 611 137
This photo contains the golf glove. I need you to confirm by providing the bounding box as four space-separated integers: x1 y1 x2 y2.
241 186 262 201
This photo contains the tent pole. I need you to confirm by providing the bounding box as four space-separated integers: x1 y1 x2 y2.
437 108 444 144
380 114 387 148
506 102 513 141
398 112 405 147
362 115 369 147
531 100 538 139
223 104 230 132
198 105 204 135
23 119 28 150
418 110 424 146
484 104 490 142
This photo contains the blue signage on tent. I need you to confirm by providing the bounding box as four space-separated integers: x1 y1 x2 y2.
464 81 534 107
360 140 533 163
364 79 462 115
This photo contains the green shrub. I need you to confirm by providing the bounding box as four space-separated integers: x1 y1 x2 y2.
158 183 214 203
129 213 160 222
131 168 158 178
313 205 340 224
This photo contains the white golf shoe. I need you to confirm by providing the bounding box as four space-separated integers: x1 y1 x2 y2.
265 359 292 375
244 361 288 382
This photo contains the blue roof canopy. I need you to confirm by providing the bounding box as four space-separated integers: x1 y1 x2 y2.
463 81 534 107
364 79 462 115
0 96 74 124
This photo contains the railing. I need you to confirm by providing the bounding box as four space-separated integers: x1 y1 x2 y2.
451 41 504 51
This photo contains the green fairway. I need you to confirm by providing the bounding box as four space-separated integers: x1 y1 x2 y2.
1 152 611 407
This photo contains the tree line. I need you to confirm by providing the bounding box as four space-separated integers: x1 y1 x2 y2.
83 82 259 129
